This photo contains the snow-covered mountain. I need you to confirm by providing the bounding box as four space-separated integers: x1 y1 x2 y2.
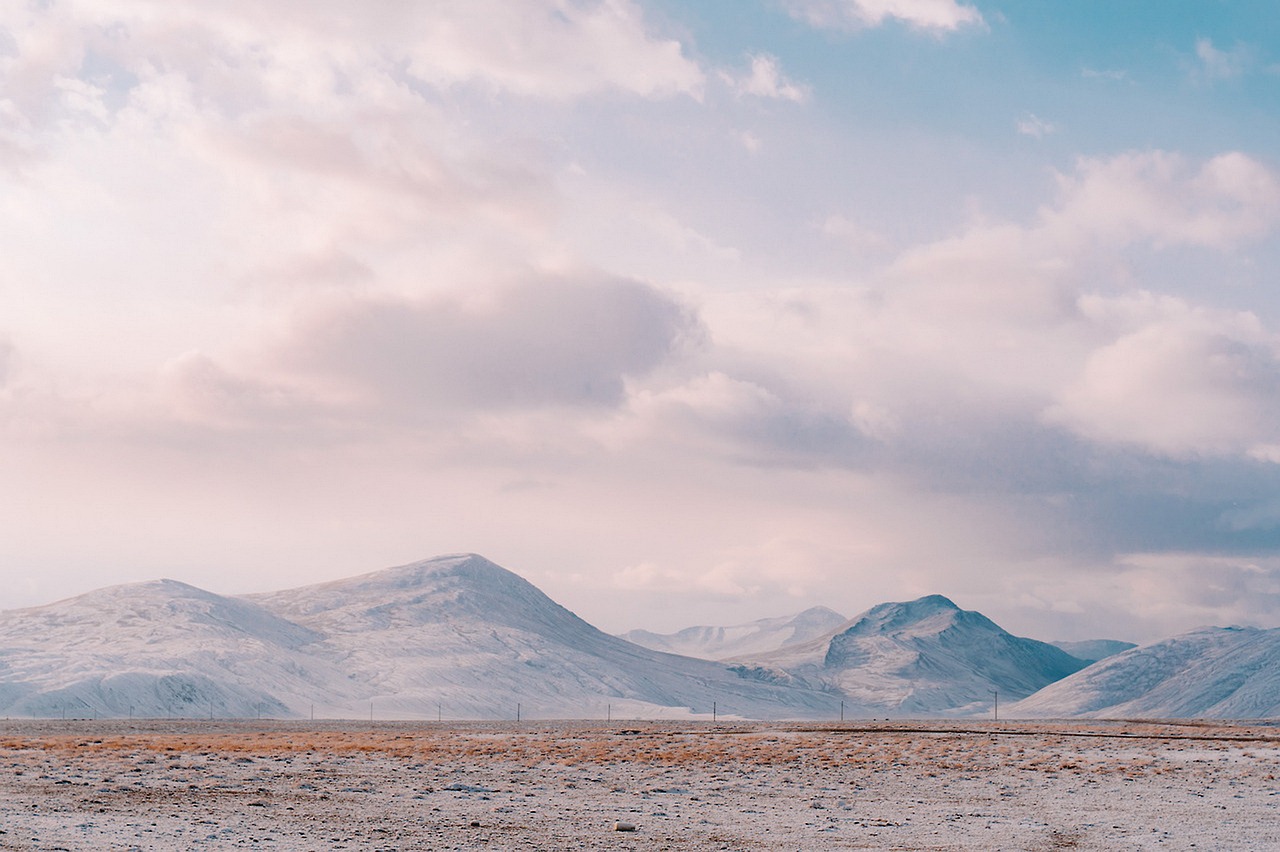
620 606 847 661
1013 626 1280 719
249 554 842 720
0 579 351 719
1050 639 1136 663
0 554 841 721
729 595 1089 716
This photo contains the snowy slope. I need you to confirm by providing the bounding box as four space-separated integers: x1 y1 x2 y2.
730 595 1089 716
620 606 847 660
248 554 841 720
1050 639 1136 663
0 579 353 718
1013 626 1280 719
0 554 843 720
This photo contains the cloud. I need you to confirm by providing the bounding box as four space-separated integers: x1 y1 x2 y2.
1081 67 1130 83
783 0 984 33
0 338 13 388
1042 151 1280 249
1015 112 1056 139
724 54 809 102
621 371 871 466
1194 37 1252 82
737 130 763 153
398 0 706 100
273 275 701 414
612 537 858 605
974 550 1280 643
896 150 1280 330
821 214 890 252
883 151 1280 467
1047 296 1280 460
4 1 704 111
0 0 706 183
161 352 321 433
1114 553 1280 631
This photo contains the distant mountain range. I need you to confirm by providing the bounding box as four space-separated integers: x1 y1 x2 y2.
0 554 837 721
725 595 1090 716
1049 639 1136 663
1013 626 1280 718
1 553 1272 719
620 606 847 660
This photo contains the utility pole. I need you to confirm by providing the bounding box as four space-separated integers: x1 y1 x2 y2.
840 700 845 722
712 701 717 723
516 703 521 723
991 689 999 721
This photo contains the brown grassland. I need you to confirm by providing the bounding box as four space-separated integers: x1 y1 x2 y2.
1 719 1278 849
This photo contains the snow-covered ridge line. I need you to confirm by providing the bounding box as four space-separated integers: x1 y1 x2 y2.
1013 625 1280 718
620 605 847 660
5 553 1264 720
0 554 837 721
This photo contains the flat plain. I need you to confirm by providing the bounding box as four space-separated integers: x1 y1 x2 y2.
1 718 1278 850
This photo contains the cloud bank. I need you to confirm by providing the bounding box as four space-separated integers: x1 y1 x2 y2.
1 1 1279 644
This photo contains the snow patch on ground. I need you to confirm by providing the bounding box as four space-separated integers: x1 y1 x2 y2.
1 719 1277 849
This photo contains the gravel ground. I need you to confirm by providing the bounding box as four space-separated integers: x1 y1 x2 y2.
1 719 1278 850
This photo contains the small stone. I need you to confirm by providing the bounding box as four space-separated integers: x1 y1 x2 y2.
614 821 637 832
469 820 481 828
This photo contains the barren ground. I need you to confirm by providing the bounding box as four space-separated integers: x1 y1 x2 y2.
1 719 1278 850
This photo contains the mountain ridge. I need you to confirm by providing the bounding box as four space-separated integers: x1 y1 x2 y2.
6 554 1262 721
1013 625 1280 718
0 554 840 721
730 594 1089 716
621 605 847 660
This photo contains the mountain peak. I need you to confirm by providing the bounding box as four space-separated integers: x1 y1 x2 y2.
726 592 1087 715
839 594 965 639
354 552 496 582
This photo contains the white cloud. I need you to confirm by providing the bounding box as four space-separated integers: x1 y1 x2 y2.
100 1 703 102
0 0 706 185
1043 150 1280 250
1015 112 1056 139
1047 298 1280 459
783 0 984 33
1081 67 1130 82
0 337 14 389
821 214 890 252
883 151 1280 462
1194 37 1251 82
612 537 861 604
724 54 809 102
4 0 1280 649
403 0 705 100
1114 553 1280 630
979 552 1280 643
897 151 1280 283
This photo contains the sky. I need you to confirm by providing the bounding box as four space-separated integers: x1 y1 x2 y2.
2 0 1280 644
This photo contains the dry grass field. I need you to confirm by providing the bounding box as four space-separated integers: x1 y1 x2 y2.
1 718 1278 849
